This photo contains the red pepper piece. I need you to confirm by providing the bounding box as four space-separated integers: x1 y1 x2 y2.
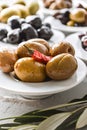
32 50 52 64
23 45 52 64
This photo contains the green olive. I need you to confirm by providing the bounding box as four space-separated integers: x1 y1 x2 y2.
27 1 39 15
0 7 21 23
0 48 18 73
14 0 26 6
50 41 75 56
12 4 29 18
67 20 75 26
14 57 47 82
0 3 9 9
70 8 86 23
46 53 78 80
28 38 50 51
16 41 49 58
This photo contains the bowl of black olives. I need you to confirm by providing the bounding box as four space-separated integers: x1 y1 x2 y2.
0 15 54 45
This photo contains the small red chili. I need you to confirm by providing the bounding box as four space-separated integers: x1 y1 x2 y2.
23 45 52 64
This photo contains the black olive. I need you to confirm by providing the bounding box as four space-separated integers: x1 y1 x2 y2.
37 26 53 40
7 16 21 29
7 28 21 44
0 28 8 40
21 23 38 40
26 15 42 29
63 11 70 18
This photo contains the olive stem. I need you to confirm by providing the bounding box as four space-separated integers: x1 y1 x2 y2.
23 45 34 56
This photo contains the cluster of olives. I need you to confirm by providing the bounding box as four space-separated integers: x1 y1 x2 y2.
0 38 78 82
53 8 87 27
78 33 87 51
0 15 53 44
0 0 39 23
43 0 72 10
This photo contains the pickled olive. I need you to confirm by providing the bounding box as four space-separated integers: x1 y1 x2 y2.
14 0 26 6
67 20 75 26
0 7 21 23
14 57 47 82
0 48 18 73
16 41 49 58
27 1 39 15
70 8 86 23
46 53 78 80
50 41 75 56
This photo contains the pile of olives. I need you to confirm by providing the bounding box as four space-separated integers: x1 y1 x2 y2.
43 0 72 10
0 39 78 82
53 7 87 27
0 15 53 44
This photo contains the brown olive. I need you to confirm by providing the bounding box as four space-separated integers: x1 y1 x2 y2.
0 47 18 73
14 57 47 82
50 41 75 56
46 53 78 80
70 8 86 23
28 38 50 51
16 41 49 58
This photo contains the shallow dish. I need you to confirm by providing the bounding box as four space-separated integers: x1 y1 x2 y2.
0 58 86 99
49 29 65 45
44 16 87 34
65 32 87 63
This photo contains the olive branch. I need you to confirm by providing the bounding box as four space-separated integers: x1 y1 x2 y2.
0 95 87 130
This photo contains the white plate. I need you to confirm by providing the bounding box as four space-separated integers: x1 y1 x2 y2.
49 29 65 45
44 16 87 34
0 58 86 99
65 32 87 63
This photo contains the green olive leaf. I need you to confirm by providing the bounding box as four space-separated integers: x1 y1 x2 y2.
14 115 47 124
22 109 63 117
39 100 87 112
76 108 87 129
69 95 87 103
0 95 87 130
36 112 72 130
8 124 37 130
